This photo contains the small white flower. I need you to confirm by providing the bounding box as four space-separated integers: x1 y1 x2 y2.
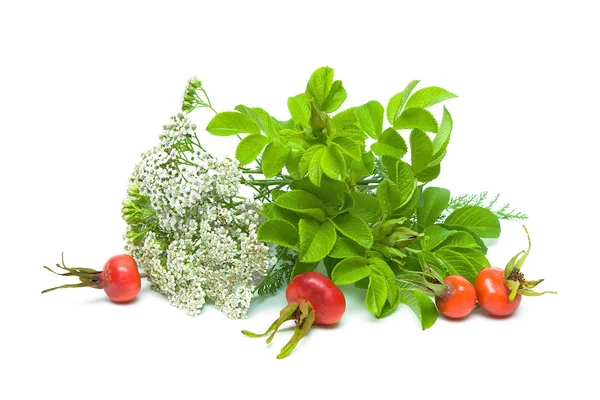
124 115 272 318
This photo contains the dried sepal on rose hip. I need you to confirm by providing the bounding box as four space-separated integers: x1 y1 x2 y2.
42 253 142 303
242 272 346 359
475 225 556 316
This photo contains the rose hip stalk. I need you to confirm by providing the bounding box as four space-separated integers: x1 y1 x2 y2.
42 253 142 303
242 272 346 359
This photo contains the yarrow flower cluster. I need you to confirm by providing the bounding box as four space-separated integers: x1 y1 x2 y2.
122 114 275 318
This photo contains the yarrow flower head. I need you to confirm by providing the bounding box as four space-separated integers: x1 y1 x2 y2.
122 114 275 318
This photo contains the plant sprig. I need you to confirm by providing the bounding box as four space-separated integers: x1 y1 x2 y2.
182 66 527 329
447 191 528 220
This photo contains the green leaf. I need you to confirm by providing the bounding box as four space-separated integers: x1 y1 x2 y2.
417 187 451 229
306 66 334 109
395 161 417 207
396 185 421 220
351 151 375 176
371 128 408 158
277 118 295 130
410 129 434 174
377 294 403 319
261 203 300 226
331 136 362 159
450 247 491 270
262 142 290 178
366 273 388 316
275 190 327 221
377 179 402 215
331 107 357 131
329 236 367 258
206 111 261 136
330 214 374 249
444 206 501 238
322 80 347 113
434 247 483 284
334 129 368 142
290 177 346 208
398 290 438 330
386 80 420 124
438 231 482 250
368 257 398 304
349 192 382 223
257 220 299 249
438 225 488 254
381 156 399 183
355 101 384 139
417 250 448 278
394 108 438 133
420 226 453 251
291 261 318 279
416 163 441 183
332 257 371 285
308 147 325 186
405 86 457 109
285 150 303 180
234 105 279 138
287 93 310 126
432 106 453 160
321 145 346 181
298 219 337 263
235 135 270 165
298 144 325 177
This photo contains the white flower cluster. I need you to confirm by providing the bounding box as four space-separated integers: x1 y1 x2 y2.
124 114 274 318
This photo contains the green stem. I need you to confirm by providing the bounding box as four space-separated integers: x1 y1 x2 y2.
246 179 292 186
356 178 383 185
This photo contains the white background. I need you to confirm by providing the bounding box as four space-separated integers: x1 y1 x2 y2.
1 1 598 398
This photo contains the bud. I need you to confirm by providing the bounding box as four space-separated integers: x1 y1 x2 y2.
373 218 407 240
309 101 328 130
187 77 203 90
391 227 422 248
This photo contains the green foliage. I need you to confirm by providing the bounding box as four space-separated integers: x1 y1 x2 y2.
262 142 290 178
394 108 438 133
236 135 270 165
275 190 327 221
287 94 310 126
330 214 374 249
371 128 407 158
410 129 434 174
331 257 371 285
355 101 384 139
191 66 524 328
298 219 336 263
416 187 451 229
397 290 438 330
444 206 501 238
257 220 299 249
366 273 388 316
386 80 420 124
206 111 261 136
404 86 457 109
447 191 528 220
